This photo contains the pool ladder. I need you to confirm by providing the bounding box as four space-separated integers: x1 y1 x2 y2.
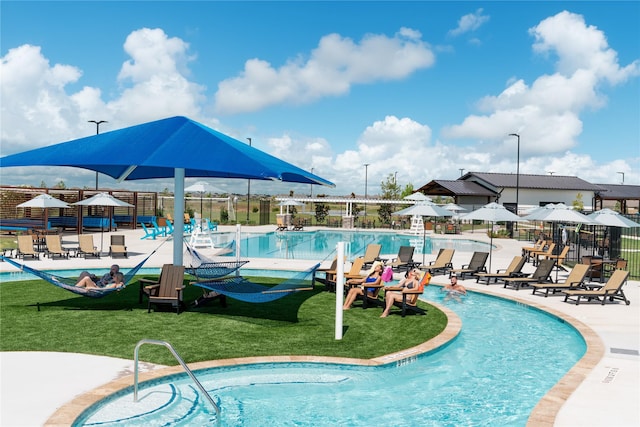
134 339 220 421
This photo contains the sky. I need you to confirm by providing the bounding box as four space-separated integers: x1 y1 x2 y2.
1 1 639 197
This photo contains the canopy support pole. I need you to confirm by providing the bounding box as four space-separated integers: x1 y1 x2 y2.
173 168 185 266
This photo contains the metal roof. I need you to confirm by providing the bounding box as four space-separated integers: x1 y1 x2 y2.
461 172 604 191
418 180 496 196
594 184 640 200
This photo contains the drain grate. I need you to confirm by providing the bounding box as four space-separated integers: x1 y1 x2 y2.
610 348 639 356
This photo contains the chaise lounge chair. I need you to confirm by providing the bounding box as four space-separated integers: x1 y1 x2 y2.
109 234 128 258
531 263 589 297
16 235 39 260
475 256 526 285
530 243 556 266
357 244 382 269
522 239 545 262
44 235 70 259
384 246 417 272
140 264 186 314
420 248 454 276
323 257 366 292
563 269 630 305
77 234 100 258
448 251 489 279
502 259 555 290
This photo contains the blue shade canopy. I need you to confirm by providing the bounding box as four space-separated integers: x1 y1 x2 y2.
0 116 334 187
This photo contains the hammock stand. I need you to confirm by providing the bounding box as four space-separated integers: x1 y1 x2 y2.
193 263 320 303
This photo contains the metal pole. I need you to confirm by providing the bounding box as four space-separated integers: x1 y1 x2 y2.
364 163 370 225
88 120 107 190
246 137 252 224
459 168 465 177
335 242 344 340
310 167 314 197
509 133 520 216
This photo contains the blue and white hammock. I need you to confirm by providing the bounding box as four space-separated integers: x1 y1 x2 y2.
0 250 157 298
193 263 320 303
183 239 248 279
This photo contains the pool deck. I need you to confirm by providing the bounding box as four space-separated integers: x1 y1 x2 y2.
1 226 638 426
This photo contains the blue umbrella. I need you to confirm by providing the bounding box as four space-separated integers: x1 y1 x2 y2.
1 116 334 265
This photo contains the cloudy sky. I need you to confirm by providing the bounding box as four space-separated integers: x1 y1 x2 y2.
1 1 638 196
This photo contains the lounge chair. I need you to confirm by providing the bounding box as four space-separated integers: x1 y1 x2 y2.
140 264 186 314
563 269 630 305
276 217 288 231
109 234 128 258
603 258 627 280
152 218 168 237
543 245 570 272
475 256 526 285
16 235 39 260
384 287 426 317
357 244 382 269
77 234 100 258
315 256 341 289
205 218 218 231
449 251 489 279
324 257 366 291
530 243 556 266
502 259 555 290
140 223 159 240
44 235 70 259
522 239 545 262
531 264 589 297
420 249 455 276
384 246 417 272
291 219 304 231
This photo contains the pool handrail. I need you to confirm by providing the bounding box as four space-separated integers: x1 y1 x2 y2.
134 338 220 421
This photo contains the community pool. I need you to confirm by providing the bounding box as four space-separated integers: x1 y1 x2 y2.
73 285 585 426
221 230 493 261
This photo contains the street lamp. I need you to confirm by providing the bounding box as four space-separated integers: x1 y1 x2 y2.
509 133 520 216
310 167 315 197
394 171 398 185
363 163 370 224
246 137 252 224
88 120 107 189
617 172 625 184
459 168 465 177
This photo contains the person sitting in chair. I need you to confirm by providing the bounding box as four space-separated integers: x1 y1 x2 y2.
343 261 384 310
76 272 124 289
380 268 422 318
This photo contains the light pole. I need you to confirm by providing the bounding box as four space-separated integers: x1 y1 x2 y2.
246 137 251 224
310 167 315 197
364 163 370 225
459 168 465 177
394 171 398 185
509 133 520 216
88 120 107 190
617 172 625 184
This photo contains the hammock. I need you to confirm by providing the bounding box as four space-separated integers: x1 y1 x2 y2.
183 239 248 279
0 250 156 298
193 263 320 303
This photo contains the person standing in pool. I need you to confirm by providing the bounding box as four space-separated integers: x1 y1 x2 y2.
442 274 466 302
343 261 384 310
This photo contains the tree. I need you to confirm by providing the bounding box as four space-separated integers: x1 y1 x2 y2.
378 173 401 225
314 202 329 223
54 180 66 189
400 184 415 199
572 193 584 211
39 180 47 188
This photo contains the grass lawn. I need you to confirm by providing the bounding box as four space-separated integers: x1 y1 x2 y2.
0 276 447 366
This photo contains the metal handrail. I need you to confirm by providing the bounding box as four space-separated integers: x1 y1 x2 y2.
134 339 220 420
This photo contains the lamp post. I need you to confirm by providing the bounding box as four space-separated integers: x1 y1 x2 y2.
509 133 520 216
459 168 465 177
394 171 398 185
246 137 251 224
88 120 107 190
363 163 370 225
617 172 625 184
310 167 315 197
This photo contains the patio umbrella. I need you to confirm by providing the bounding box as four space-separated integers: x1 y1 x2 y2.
587 208 640 228
73 193 134 254
185 181 224 218
460 202 526 272
17 194 70 230
404 192 432 202
443 203 465 212
1 116 334 265
393 202 453 265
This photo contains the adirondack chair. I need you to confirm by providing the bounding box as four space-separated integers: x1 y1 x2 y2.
140 264 186 314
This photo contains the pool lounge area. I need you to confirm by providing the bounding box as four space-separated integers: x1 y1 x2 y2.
0 225 638 426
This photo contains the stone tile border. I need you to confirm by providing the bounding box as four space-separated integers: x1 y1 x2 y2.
45 294 601 427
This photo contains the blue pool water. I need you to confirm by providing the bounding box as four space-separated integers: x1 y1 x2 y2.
221 230 493 261
74 286 586 426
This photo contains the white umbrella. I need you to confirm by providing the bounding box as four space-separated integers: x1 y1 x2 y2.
404 192 432 202
73 193 134 253
393 202 453 265
185 181 225 217
522 203 593 224
461 202 526 272
587 208 640 228
17 194 70 230
443 203 466 212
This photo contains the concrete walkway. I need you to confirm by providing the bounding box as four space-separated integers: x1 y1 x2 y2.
1 226 638 426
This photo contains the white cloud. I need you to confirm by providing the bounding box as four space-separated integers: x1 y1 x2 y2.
214 28 435 114
449 8 490 37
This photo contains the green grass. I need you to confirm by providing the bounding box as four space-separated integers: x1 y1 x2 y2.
0 276 447 366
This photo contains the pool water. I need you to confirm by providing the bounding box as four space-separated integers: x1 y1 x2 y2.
221 230 493 261
74 286 586 426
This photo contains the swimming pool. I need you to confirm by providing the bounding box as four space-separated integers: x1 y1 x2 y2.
221 230 493 260
73 286 586 426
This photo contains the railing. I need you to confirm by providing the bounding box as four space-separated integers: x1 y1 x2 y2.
133 339 220 420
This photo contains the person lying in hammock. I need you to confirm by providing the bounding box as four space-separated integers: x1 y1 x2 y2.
78 264 120 287
76 272 125 290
